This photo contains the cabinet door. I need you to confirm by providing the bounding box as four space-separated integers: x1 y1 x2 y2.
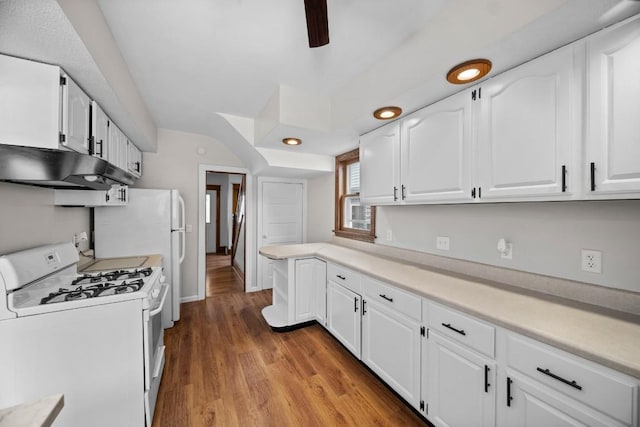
477 45 577 201
327 280 361 358
401 90 473 203
360 122 401 205
294 259 315 323
427 330 496 427
313 259 327 325
502 373 619 427
91 101 109 160
127 141 142 177
61 75 91 154
361 299 421 408
586 16 640 197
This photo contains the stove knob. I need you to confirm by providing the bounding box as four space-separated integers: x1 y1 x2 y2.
152 288 160 299
159 275 166 283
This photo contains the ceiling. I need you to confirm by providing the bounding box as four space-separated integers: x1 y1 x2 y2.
2 0 640 165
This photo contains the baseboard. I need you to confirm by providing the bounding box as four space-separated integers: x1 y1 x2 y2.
180 295 200 303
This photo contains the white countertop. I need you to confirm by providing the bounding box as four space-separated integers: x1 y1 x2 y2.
260 243 640 379
0 394 63 427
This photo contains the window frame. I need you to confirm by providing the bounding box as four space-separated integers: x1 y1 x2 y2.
334 149 376 243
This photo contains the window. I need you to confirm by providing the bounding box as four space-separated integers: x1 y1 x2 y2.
335 149 376 242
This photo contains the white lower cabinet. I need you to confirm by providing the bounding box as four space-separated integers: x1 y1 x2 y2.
426 330 496 427
326 280 362 358
361 298 421 408
294 258 326 324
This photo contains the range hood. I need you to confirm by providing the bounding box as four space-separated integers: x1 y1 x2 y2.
0 144 134 190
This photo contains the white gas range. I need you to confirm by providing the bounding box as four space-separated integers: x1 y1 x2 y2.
0 242 167 427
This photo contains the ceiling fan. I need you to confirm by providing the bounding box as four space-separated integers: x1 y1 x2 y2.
304 0 329 48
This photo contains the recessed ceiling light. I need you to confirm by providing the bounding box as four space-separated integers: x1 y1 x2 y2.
282 137 302 146
446 59 492 84
373 106 402 120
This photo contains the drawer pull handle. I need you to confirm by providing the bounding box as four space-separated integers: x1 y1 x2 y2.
379 294 393 302
354 297 358 312
484 365 490 393
507 377 513 407
336 275 346 280
536 367 582 391
442 322 466 336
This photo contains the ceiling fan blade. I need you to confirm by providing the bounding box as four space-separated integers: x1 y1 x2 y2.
304 0 329 48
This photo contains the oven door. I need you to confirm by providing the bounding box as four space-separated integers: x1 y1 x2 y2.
143 282 168 426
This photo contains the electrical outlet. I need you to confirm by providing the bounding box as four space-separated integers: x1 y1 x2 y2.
581 249 602 274
436 236 450 251
386 230 393 241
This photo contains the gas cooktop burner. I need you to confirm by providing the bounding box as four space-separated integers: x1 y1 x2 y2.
70 268 153 286
40 277 148 305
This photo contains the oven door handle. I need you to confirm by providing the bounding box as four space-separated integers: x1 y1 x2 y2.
150 284 169 317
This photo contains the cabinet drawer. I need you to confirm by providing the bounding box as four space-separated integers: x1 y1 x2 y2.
327 263 361 294
507 333 637 425
362 276 421 321
427 302 495 357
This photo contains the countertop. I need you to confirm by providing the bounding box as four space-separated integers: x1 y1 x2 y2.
260 243 640 379
78 253 163 272
0 394 63 427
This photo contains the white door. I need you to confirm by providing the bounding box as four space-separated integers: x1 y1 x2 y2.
361 299 421 408
91 101 109 160
401 90 473 203
259 181 304 290
586 16 640 197
477 44 577 201
205 189 218 253
427 330 496 427
61 75 91 154
359 122 401 205
327 280 361 358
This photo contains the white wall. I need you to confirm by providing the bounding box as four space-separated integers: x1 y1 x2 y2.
0 182 90 254
135 128 244 300
306 172 334 243
376 201 640 294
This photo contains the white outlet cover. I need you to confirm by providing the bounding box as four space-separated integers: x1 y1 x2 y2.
386 230 393 241
436 236 450 251
500 243 513 260
581 249 602 274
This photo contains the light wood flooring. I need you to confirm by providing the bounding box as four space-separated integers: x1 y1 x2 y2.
152 256 428 426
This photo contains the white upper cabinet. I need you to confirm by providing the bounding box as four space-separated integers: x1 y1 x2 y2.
91 101 109 160
60 74 91 154
127 140 143 178
476 44 578 201
402 90 473 203
108 122 128 171
0 55 89 154
586 15 640 197
359 122 401 205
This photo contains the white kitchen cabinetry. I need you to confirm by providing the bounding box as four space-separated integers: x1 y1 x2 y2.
476 44 578 201
361 276 421 408
585 15 640 198
0 54 90 154
108 122 129 171
262 257 326 329
426 330 497 427
501 332 638 427
423 301 497 426
91 101 109 160
401 90 473 203
128 140 143 178
327 279 362 358
54 184 128 207
360 122 401 204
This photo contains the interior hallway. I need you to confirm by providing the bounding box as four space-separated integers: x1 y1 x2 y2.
206 254 244 297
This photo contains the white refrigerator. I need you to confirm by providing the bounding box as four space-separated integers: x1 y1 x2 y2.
94 189 185 328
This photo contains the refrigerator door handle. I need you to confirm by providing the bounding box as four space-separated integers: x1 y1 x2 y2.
179 229 186 264
178 195 186 229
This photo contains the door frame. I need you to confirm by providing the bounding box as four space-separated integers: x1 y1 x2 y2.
256 176 307 290
197 164 255 300
205 184 221 254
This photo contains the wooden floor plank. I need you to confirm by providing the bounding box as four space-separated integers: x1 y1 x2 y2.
152 256 428 426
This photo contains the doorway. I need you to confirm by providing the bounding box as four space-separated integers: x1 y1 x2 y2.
205 171 246 297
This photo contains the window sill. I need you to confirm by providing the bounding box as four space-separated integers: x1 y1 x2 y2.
334 229 375 243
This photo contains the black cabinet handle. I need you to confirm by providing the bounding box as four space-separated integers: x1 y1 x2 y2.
561 165 567 192
135 161 141 172
484 365 490 393
393 186 398 201
401 185 406 200
590 162 596 191
362 300 367 315
105 193 110 202
536 367 582 390
379 294 393 302
336 275 345 280
507 377 513 407
471 188 476 199
441 322 466 336
97 139 103 157
354 297 358 312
